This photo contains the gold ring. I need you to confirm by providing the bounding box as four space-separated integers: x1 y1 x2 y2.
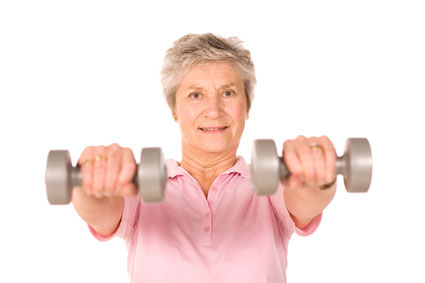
81 160 93 166
317 178 337 190
310 142 323 152
94 155 108 162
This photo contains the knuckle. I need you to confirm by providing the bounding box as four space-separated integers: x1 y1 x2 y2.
97 145 107 152
122 147 134 156
109 146 121 156
108 143 121 149
107 149 120 161
128 160 137 169
79 146 94 161
84 146 95 153
321 136 333 147
283 140 294 151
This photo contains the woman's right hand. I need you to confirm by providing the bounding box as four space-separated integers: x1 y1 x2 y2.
77 143 138 198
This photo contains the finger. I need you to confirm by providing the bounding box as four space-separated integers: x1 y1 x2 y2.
104 143 121 196
77 146 95 196
92 146 108 197
320 136 337 183
117 148 137 193
283 140 303 176
309 136 326 185
295 135 316 185
120 183 138 197
285 174 302 189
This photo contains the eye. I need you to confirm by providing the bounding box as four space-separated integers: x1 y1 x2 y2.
189 92 201 99
224 90 234 97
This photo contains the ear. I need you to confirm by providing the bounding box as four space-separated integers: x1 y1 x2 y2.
172 111 178 122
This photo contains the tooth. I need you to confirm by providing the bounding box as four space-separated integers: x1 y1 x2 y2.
202 127 225 131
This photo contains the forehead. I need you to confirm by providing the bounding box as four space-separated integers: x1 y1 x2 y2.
178 61 243 90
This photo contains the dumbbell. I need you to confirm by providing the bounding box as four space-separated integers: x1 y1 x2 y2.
251 138 373 195
45 148 168 205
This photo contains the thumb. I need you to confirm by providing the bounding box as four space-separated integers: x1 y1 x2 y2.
121 183 138 197
284 175 302 189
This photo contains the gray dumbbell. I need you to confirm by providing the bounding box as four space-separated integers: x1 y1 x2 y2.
251 138 373 195
45 148 168 205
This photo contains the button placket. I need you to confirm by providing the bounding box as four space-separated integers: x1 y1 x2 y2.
201 175 222 245
203 210 212 232
201 203 213 244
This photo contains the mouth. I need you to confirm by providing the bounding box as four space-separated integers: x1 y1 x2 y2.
199 126 229 133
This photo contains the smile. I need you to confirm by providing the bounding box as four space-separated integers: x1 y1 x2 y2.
199 126 229 133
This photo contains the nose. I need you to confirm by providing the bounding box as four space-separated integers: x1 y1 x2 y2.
203 94 224 119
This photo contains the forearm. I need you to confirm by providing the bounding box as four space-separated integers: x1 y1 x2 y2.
284 183 336 229
71 186 124 237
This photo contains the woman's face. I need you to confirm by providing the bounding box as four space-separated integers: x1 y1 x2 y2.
174 61 248 155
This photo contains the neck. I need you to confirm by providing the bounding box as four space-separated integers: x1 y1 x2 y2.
179 145 238 182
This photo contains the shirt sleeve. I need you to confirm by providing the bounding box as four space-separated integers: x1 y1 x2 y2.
269 182 322 240
88 194 141 241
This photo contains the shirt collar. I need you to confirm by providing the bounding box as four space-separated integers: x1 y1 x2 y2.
165 155 250 179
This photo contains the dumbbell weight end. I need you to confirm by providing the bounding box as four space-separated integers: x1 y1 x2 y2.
46 148 167 205
45 150 74 205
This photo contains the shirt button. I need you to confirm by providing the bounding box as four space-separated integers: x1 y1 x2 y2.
205 213 210 219
204 226 210 232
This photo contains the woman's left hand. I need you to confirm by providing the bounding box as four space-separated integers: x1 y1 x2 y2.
281 135 338 228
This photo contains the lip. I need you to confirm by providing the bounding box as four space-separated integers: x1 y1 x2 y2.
200 126 228 130
199 126 229 133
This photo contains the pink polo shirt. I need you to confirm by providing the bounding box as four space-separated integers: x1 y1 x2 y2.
89 155 321 283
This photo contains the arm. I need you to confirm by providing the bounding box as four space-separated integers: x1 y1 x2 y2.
72 187 124 237
284 182 336 229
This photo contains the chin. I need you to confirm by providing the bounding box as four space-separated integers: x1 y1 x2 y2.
198 140 234 154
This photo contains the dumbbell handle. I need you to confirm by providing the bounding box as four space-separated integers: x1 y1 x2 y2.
69 165 139 189
278 155 345 180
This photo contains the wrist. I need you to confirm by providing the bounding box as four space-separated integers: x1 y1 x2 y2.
289 212 316 229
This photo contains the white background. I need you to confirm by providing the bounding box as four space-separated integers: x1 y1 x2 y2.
1 0 424 282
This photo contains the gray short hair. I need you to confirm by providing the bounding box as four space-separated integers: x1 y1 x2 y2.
160 33 256 112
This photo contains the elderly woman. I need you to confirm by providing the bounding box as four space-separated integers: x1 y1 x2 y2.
72 33 337 283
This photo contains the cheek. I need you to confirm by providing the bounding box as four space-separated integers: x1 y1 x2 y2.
229 104 247 125
178 106 200 130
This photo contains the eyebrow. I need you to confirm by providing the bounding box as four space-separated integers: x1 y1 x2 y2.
185 83 239 91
